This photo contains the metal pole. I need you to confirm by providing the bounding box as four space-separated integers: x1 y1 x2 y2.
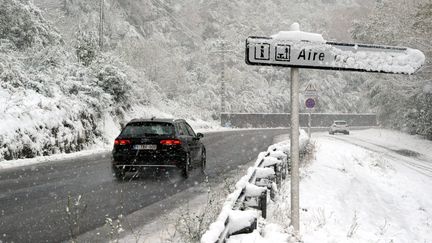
221 41 226 114
290 67 300 234
99 0 104 50
308 111 311 138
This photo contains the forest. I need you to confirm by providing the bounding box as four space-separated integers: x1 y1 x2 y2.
0 0 430 160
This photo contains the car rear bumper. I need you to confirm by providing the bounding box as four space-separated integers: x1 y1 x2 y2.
113 164 178 170
330 129 349 133
112 152 185 169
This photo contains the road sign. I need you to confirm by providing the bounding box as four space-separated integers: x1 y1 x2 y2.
246 37 425 74
305 83 316 92
304 82 318 96
305 97 315 109
244 23 425 237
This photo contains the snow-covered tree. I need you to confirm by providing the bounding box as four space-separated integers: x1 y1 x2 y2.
0 0 60 49
75 30 98 66
0 0 165 160
351 0 432 138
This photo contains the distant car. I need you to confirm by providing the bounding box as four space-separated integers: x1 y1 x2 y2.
112 118 206 179
329 120 350 135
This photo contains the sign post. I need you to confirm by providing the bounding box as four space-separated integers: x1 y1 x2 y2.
305 97 315 137
290 67 300 232
308 111 311 138
304 82 317 138
245 23 425 237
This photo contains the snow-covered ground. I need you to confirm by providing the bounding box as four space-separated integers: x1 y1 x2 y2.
0 147 110 170
325 129 432 178
8 127 431 242
113 128 432 243
268 129 432 243
346 128 432 160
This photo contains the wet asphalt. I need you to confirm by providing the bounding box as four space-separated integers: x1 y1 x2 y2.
0 129 288 243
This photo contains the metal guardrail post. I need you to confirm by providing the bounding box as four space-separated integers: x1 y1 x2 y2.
259 190 267 219
275 164 282 189
204 149 301 243
282 161 287 180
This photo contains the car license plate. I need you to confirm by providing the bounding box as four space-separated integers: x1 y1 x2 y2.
133 144 157 150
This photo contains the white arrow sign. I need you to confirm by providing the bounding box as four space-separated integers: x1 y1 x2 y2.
246 37 425 74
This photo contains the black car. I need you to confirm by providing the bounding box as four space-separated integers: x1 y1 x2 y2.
112 118 206 179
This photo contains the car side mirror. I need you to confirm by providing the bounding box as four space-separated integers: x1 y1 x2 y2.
196 133 204 139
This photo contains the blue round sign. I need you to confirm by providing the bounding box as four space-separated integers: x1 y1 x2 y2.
305 98 315 108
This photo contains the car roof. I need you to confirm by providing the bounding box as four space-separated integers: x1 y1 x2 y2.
127 118 185 124
333 120 347 122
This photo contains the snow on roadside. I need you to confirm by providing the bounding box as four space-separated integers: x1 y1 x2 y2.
227 224 291 243
0 117 223 170
202 130 309 243
0 147 110 170
113 159 259 243
271 134 432 243
349 128 432 158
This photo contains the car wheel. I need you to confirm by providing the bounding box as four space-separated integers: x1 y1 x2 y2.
329 131 334 135
201 150 207 175
112 166 125 180
346 131 350 135
182 153 190 179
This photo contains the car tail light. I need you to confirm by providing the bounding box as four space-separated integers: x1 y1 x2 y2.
160 139 181 145
114 139 131 145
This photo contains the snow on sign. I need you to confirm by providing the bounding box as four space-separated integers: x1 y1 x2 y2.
246 36 425 74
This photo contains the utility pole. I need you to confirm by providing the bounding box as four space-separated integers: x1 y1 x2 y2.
220 40 226 114
99 0 104 50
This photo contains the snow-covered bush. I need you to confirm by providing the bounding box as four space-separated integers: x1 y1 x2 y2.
0 44 142 160
1 48 99 159
0 0 61 49
75 30 98 66
176 193 221 243
0 0 165 161
96 64 130 103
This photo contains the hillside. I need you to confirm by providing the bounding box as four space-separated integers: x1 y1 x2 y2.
0 0 174 160
34 0 377 114
1 0 430 160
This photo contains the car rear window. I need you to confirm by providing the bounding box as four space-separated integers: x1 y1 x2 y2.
335 121 347 125
120 122 175 137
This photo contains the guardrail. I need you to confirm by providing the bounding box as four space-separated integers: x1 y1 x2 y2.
221 112 378 128
201 137 304 243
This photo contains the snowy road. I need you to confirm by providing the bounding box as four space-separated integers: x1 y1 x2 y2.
320 132 432 178
0 129 288 243
293 129 432 243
